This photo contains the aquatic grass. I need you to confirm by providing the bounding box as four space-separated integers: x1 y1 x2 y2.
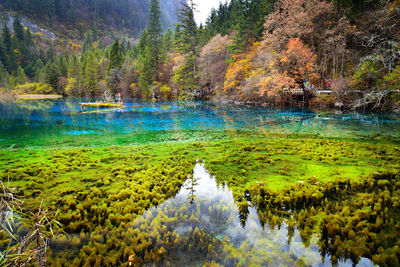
0 133 400 266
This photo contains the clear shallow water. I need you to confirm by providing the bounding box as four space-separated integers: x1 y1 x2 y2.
118 164 374 266
2 99 399 266
0 98 400 148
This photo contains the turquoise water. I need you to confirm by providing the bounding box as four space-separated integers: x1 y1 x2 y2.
1 98 400 266
0 98 399 148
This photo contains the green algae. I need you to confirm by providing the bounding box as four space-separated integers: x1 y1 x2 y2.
1 133 400 266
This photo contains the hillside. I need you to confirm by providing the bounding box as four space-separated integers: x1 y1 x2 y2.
0 0 399 111
0 0 180 39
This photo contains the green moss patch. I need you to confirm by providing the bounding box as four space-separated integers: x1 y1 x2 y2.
1 134 399 266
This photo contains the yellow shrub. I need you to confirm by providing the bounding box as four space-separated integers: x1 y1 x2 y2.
160 84 171 94
15 82 53 94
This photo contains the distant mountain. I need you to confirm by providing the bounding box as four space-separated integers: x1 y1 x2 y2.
160 0 181 30
0 0 181 38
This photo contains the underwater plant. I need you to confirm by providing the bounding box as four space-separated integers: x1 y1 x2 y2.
0 133 399 266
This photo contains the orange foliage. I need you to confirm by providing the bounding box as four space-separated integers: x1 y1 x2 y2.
281 38 318 81
262 0 349 77
258 38 318 97
224 42 261 93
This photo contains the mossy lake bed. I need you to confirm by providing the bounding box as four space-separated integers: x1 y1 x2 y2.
1 98 400 266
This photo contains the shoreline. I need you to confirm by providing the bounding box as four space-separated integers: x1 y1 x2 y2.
17 94 63 100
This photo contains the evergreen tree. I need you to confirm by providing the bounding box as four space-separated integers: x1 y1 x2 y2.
67 54 80 78
174 0 200 98
45 0 56 19
107 40 124 73
25 28 34 47
162 28 173 54
16 66 27 84
57 53 68 76
12 17 32 70
67 54 81 95
2 24 11 53
147 0 162 81
0 40 6 69
85 51 100 96
43 61 59 91
13 17 25 42
46 45 55 62
7 49 18 74
203 0 274 50
138 29 149 53
0 61 8 86
32 58 44 80
39 49 46 63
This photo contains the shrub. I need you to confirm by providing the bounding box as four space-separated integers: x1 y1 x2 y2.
15 82 54 94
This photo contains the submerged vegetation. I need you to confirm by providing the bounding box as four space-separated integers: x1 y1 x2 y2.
1 133 399 266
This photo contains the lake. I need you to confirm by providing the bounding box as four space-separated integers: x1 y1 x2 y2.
0 98 399 266
0 98 399 148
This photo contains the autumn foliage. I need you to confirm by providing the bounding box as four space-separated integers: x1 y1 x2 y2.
257 38 317 97
223 42 261 95
217 0 350 103
199 34 232 93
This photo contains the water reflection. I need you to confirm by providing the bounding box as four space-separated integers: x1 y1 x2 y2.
130 164 374 266
0 98 399 148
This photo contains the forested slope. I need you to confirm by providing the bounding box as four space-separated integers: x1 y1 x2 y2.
0 0 399 111
0 0 180 37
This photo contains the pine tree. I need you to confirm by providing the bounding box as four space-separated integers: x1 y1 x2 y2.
138 29 149 53
67 54 81 95
12 16 32 70
25 28 34 47
106 40 124 92
43 61 59 91
13 16 25 42
107 40 124 73
174 0 200 98
2 24 11 53
16 66 27 84
57 53 68 76
45 0 56 19
162 28 173 54
0 62 8 86
147 0 162 81
85 51 100 96
67 54 79 78
0 40 6 70
7 49 18 74
46 45 55 62
33 58 44 80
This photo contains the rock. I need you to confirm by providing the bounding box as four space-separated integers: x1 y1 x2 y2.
4 13 57 41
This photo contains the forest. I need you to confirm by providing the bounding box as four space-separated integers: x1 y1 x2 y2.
0 0 180 37
0 0 399 110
